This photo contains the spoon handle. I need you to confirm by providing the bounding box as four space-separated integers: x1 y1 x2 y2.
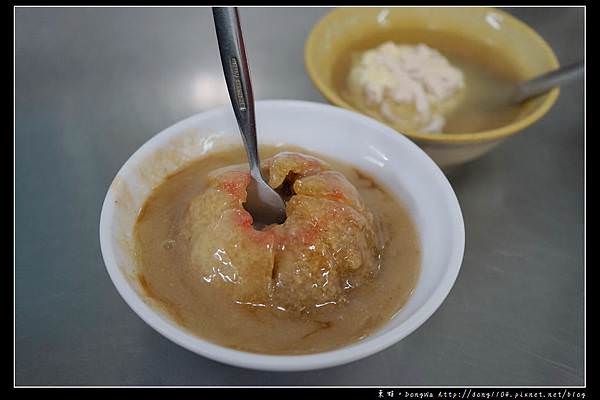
513 61 584 103
213 7 261 177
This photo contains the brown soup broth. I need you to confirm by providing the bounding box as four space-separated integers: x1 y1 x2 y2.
334 29 526 134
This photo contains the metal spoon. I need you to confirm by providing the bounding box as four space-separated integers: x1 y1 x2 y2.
213 7 286 227
472 61 583 115
512 61 584 103
466 62 584 120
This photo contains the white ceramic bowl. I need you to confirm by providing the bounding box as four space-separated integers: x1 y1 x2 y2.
99 100 465 371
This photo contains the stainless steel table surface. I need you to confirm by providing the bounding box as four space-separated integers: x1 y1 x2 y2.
15 7 584 386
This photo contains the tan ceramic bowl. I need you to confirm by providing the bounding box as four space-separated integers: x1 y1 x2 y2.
305 7 560 169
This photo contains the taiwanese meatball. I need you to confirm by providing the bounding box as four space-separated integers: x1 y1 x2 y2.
184 152 383 311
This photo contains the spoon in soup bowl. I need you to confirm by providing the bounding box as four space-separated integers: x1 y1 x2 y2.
440 61 583 134
213 7 287 227
511 61 583 103
480 61 584 112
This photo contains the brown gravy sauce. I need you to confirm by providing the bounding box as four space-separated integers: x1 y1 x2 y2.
134 145 421 354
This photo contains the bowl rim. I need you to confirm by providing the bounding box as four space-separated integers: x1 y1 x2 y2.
99 99 465 371
304 6 560 144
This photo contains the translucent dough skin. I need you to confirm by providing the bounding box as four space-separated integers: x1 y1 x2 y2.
184 152 383 311
185 169 276 304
